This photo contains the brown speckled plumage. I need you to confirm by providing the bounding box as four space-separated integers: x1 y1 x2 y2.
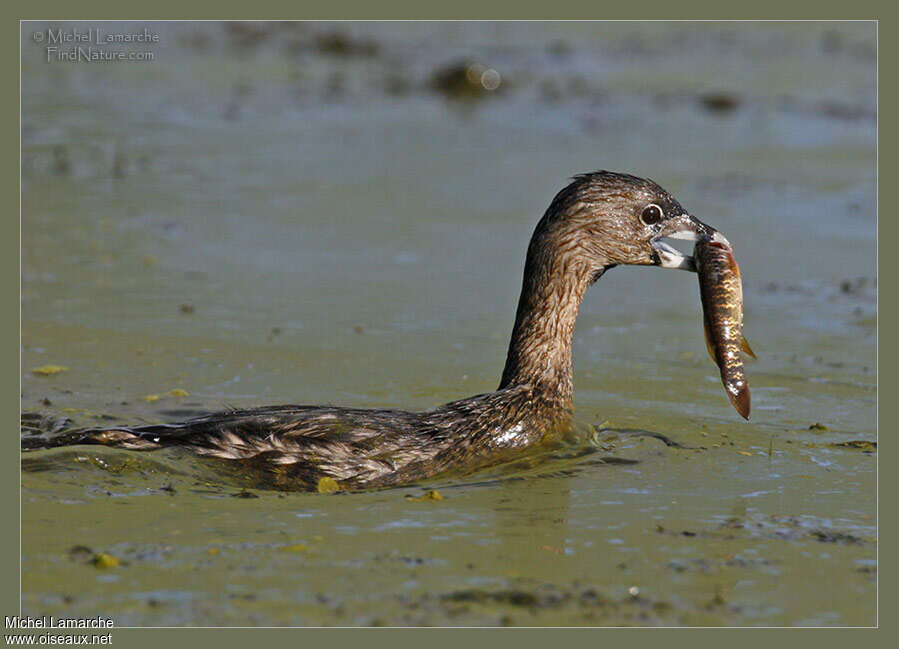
23 171 722 491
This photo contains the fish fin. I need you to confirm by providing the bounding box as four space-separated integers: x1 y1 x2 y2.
726 252 742 278
741 335 757 360
729 387 751 420
703 319 716 362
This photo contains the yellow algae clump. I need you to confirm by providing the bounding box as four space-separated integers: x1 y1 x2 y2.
316 477 340 493
737 451 753 456
279 544 308 553
168 388 190 397
405 490 443 502
32 365 68 376
141 394 161 403
91 553 121 569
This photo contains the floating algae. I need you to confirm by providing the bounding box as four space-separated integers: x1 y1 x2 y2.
279 544 308 553
405 489 443 502
91 553 121 569
31 365 68 376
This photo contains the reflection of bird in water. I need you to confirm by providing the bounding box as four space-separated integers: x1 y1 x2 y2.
23 172 720 491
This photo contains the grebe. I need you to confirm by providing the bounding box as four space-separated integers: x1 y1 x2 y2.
23 171 721 490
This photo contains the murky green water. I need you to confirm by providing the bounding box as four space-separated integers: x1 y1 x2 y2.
21 21 876 626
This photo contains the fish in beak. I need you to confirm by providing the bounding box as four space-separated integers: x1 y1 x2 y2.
695 238 755 419
648 212 756 419
651 213 729 272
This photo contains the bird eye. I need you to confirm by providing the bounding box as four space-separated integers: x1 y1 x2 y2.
641 204 663 225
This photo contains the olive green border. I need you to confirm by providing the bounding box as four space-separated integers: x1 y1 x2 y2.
1 1 888 19
5 2 886 647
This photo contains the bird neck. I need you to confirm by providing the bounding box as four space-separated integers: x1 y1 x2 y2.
498 235 599 406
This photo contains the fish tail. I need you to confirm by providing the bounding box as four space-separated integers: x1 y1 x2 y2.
728 386 751 420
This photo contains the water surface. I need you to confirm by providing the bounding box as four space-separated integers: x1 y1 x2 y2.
21 21 876 626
